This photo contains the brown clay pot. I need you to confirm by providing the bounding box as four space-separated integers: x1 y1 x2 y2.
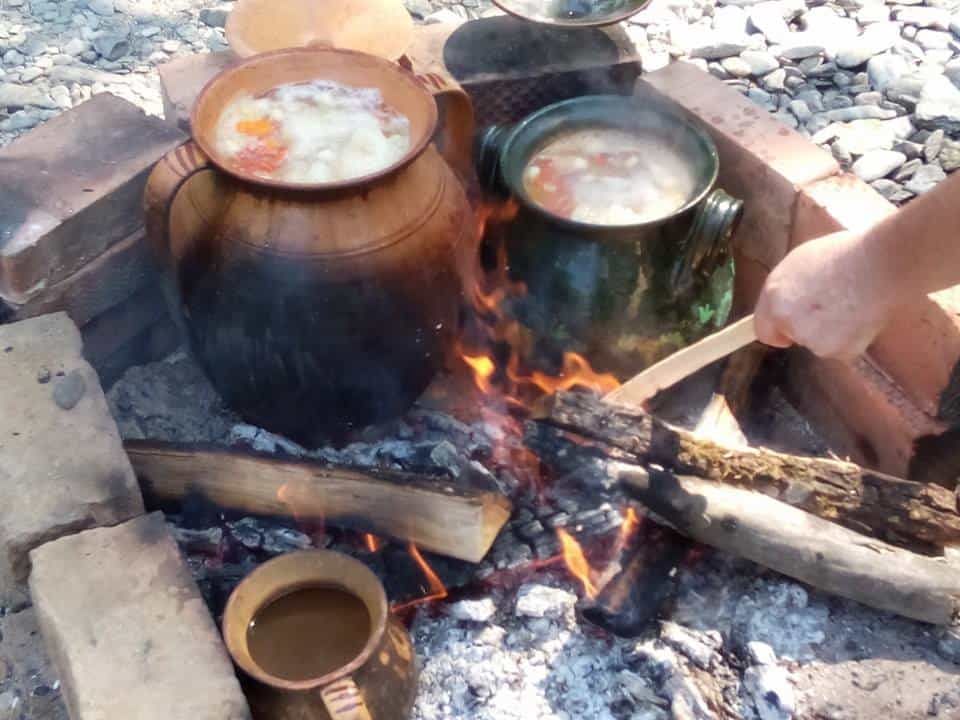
223 550 417 720
144 48 476 444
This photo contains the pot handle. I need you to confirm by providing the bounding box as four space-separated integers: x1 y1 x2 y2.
417 72 475 182
143 140 214 263
668 188 744 301
320 677 374 720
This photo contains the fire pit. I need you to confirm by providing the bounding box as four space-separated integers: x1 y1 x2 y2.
4 7 960 720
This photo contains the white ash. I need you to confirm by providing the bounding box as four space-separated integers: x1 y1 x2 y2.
411 582 696 720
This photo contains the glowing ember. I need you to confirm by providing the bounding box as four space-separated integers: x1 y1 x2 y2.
392 543 449 612
617 507 641 549
557 528 598 599
364 533 382 553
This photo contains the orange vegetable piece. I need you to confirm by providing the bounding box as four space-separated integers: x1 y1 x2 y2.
235 118 276 137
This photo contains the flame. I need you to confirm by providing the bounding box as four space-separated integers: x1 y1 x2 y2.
364 533 382 553
457 200 620 407
461 353 496 394
391 543 449 612
557 528 598 599
617 507 641 549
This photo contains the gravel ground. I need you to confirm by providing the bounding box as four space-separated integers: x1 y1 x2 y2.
3 0 960 202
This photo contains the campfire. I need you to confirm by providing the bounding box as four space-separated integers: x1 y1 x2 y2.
6 3 960 719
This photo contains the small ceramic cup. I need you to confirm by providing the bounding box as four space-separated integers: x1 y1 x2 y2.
223 550 418 720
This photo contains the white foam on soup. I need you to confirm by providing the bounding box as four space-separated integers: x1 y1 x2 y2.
214 80 411 184
521 128 698 226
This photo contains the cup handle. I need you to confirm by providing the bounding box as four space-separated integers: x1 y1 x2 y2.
320 677 374 720
416 72 475 182
143 140 214 261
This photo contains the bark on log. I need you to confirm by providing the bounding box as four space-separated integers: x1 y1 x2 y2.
534 391 960 551
616 465 960 626
124 440 512 563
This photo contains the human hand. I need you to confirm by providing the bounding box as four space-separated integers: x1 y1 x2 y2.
753 231 895 361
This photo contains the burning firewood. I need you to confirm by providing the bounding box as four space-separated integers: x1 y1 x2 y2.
124 440 511 563
578 521 691 638
617 464 960 626
534 390 960 552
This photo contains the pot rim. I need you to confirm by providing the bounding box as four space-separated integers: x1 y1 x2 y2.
221 549 390 692
497 94 721 232
491 0 650 29
190 46 438 193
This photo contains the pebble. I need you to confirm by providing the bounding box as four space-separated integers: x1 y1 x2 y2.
924 128 945 161
93 32 129 60
714 4 750 36
870 178 911 201
778 32 827 59
36 366 51 384
825 104 897 121
762 67 787 91
788 99 812 122
18 67 42 82
85 0 114 15
895 156 923 179
916 75 960 132
938 138 960 170
915 29 952 51
199 5 231 28
835 22 900 68
3 49 25 66
745 665 796 720
851 149 907 180
52 370 86 410
904 162 946 193
866 53 909 92
895 7 951 29
749 3 790 43
721 56 753 77
894 139 925 158
740 49 780 75
63 37 89 56
936 627 960 663
0 82 55 109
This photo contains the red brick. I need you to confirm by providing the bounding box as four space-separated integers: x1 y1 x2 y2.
636 62 839 272
793 174 960 417
0 94 186 304
159 51 238 131
7 228 155 328
786 349 943 477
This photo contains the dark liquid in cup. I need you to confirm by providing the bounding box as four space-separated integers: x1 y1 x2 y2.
247 586 371 682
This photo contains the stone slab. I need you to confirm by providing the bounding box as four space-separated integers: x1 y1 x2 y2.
0 94 186 304
29 512 252 720
0 606 69 720
636 62 840 272
793 173 960 418
5 228 156 329
0 313 144 609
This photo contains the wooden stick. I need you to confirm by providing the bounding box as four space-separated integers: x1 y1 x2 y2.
617 464 960 626
605 315 757 407
534 391 960 551
124 440 512 564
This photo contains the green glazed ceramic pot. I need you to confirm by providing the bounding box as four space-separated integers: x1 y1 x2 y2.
475 94 743 378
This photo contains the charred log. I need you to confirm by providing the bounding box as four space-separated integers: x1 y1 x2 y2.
534 390 960 552
579 522 691 637
617 465 960 626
